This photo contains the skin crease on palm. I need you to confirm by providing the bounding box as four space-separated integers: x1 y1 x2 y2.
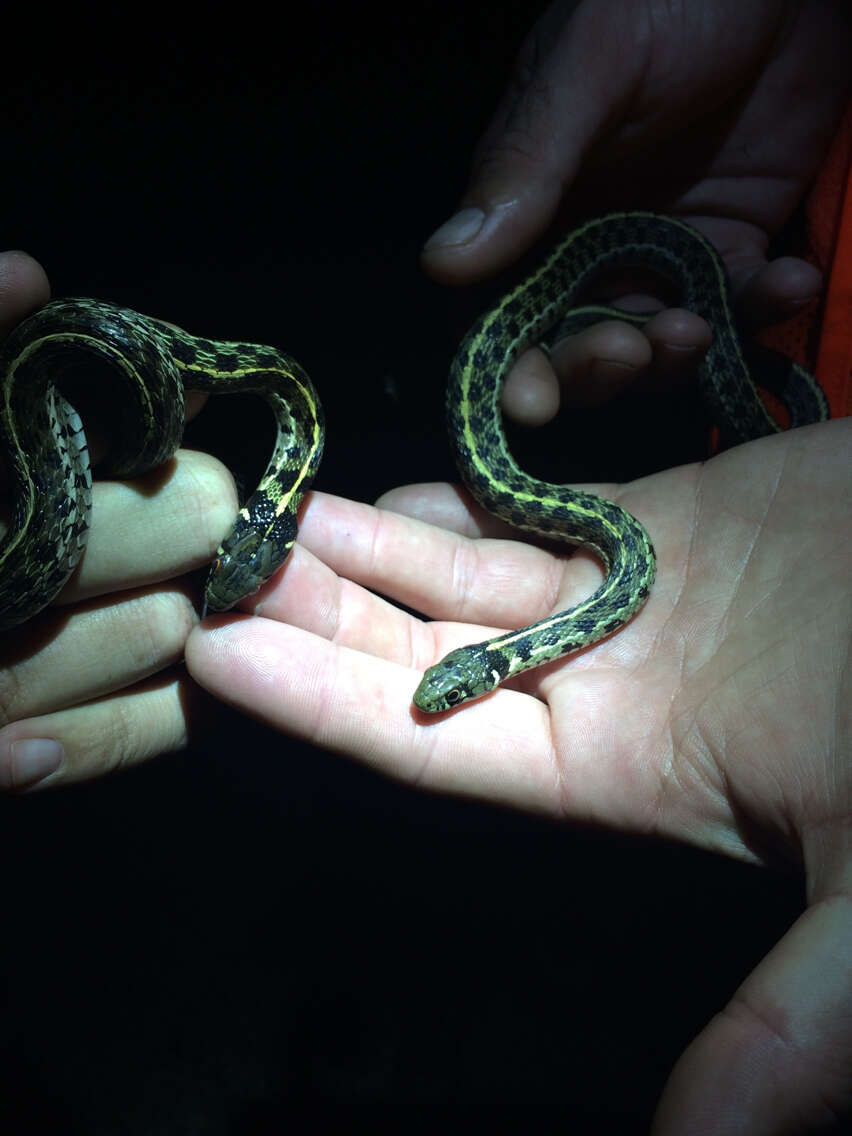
1 1 851 1132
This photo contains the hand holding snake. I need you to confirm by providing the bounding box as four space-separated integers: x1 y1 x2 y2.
0 251 320 782
3 2 848 1134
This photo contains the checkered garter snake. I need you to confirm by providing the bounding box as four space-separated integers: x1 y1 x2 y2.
0 213 829 706
0 298 323 631
412 212 829 713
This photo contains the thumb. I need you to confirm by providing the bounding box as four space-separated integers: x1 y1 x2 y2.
0 250 51 334
652 893 852 1133
421 1 649 283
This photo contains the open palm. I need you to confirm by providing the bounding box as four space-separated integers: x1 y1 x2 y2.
187 416 851 1129
187 419 849 872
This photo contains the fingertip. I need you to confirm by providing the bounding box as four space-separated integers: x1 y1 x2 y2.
738 257 822 328
0 250 51 333
643 308 712 351
0 677 196 791
501 347 561 426
0 734 65 791
421 180 562 285
550 320 652 407
421 207 486 254
546 310 711 405
640 308 712 387
183 389 209 423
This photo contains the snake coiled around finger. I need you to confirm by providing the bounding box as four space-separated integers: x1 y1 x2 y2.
0 299 323 631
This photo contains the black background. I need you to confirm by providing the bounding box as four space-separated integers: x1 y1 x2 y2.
0 6 802 1133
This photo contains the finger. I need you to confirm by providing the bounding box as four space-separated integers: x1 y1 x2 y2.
501 347 562 426
737 256 823 329
245 540 432 669
690 218 823 327
535 318 654 417
246 526 529 703
185 615 560 816
377 481 497 537
652 896 852 1133
292 491 603 633
421 4 641 283
0 586 198 725
241 491 605 672
0 668 202 791
501 307 711 425
639 309 712 384
0 250 50 333
54 448 238 605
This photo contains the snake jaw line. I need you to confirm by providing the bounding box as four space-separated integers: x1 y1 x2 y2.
413 643 507 713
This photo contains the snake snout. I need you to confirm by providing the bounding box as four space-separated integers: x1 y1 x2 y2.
202 522 295 614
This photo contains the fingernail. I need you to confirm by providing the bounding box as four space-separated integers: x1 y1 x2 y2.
2 739 65 789
423 207 485 251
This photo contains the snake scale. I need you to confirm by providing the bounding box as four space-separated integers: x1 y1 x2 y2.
0 299 323 631
411 212 829 711
0 214 829 716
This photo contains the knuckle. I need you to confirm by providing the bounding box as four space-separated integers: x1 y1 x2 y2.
117 591 196 672
101 696 138 774
447 539 482 622
0 660 24 726
66 676 188 784
179 449 240 554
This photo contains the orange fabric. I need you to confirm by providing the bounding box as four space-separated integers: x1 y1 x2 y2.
759 95 852 418
814 101 852 417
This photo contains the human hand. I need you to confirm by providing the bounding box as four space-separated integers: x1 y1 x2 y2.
422 0 851 427
186 417 852 1131
0 251 240 789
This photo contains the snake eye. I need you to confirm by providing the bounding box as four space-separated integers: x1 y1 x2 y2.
445 688 463 706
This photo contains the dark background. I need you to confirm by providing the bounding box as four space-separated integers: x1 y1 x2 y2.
0 6 802 1133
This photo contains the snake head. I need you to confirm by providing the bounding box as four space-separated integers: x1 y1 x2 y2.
202 523 294 614
203 548 251 613
412 644 503 714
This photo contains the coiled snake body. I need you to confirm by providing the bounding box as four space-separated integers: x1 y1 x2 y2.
0 299 323 631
